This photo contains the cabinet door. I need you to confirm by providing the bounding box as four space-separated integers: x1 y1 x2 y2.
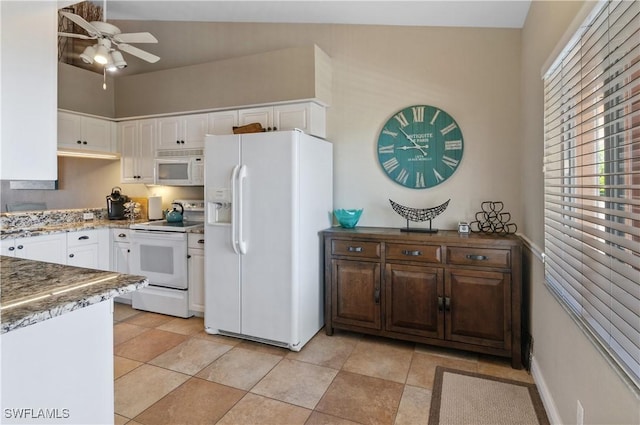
445 269 511 349
67 244 99 269
157 116 183 150
81 116 112 152
238 107 273 130
188 248 205 313
331 259 381 330
15 234 67 264
137 119 157 183
385 263 443 338
182 114 208 148
57 112 82 149
208 111 238 135
273 102 326 138
119 121 138 182
112 242 130 273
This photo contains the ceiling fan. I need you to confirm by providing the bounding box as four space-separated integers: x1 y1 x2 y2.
58 2 160 69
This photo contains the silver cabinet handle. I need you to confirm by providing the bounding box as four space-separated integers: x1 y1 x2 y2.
17 245 23 249
466 254 488 261
402 250 422 256
8 246 15 251
347 246 363 252
69 253 74 258
78 235 90 240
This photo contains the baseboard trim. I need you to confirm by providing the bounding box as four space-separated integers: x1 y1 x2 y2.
531 355 562 424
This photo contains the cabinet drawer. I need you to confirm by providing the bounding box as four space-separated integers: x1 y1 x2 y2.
67 229 99 247
331 239 380 259
385 243 441 263
112 229 130 241
447 247 510 268
188 233 205 249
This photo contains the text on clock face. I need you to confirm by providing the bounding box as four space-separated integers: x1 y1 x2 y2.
377 105 464 189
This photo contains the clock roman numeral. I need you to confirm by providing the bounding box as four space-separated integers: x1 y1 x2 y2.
445 140 463 150
396 168 409 185
378 144 395 154
415 172 426 188
442 155 459 169
430 109 440 125
412 106 425 123
382 157 400 173
433 169 444 183
440 123 457 136
393 112 410 128
382 128 398 138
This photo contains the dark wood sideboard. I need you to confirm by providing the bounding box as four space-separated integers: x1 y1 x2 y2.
321 227 523 369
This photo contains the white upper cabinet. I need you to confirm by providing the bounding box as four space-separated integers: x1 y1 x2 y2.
237 102 326 138
207 110 238 135
157 113 208 150
57 111 115 153
119 119 156 184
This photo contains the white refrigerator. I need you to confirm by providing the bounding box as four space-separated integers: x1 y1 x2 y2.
204 130 333 351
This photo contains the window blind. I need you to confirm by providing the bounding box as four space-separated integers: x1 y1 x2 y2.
543 0 639 389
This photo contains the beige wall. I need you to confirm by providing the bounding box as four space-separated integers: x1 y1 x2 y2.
111 22 523 231
521 1 639 424
58 63 116 118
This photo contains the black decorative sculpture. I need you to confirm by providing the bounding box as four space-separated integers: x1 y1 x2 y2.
389 199 450 233
469 201 517 235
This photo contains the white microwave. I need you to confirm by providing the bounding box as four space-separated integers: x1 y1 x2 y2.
155 149 204 186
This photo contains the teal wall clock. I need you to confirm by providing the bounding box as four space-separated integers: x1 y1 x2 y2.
377 105 464 189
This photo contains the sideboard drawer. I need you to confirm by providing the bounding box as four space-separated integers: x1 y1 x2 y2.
331 240 381 259
447 247 510 268
386 243 441 263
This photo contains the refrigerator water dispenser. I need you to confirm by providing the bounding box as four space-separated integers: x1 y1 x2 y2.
207 188 232 224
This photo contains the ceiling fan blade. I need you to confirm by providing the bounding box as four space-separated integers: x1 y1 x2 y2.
58 32 94 40
118 44 160 63
60 12 101 37
113 32 158 44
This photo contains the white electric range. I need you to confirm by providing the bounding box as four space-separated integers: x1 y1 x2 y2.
129 200 204 317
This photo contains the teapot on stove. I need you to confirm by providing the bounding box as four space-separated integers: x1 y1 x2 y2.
165 202 184 223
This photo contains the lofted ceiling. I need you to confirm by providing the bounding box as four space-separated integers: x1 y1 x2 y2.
63 1 532 76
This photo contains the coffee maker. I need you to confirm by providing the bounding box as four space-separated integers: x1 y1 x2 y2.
106 187 129 220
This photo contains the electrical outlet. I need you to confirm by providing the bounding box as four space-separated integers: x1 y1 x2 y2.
83 212 94 220
577 400 584 425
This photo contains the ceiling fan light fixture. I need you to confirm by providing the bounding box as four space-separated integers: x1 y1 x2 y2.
105 53 117 72
94 44 110 64
79 45 96 64
111 50 127 69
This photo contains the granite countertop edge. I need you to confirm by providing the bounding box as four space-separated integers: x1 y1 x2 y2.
1 220 204 239
1 256 149 334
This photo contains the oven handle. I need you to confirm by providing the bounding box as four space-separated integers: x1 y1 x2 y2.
131 230 187 240
237 164 248 255
230 164 240 255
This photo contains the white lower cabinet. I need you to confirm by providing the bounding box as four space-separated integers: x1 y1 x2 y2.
66 229 104 269
1 234 67 264
111 229 132 303
188 233 205 314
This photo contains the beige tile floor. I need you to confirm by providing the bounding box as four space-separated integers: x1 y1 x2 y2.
113 303 534 425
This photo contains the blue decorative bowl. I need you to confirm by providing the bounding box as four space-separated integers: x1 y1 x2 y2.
334 209 363 228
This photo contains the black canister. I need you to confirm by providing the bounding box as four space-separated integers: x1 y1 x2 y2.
106 186 129 220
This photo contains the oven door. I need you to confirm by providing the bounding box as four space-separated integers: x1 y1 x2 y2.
130 230 188 289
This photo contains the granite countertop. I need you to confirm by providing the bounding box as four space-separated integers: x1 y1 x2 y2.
0 256 148 334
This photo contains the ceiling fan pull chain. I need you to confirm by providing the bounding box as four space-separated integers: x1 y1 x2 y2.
103 67 107 90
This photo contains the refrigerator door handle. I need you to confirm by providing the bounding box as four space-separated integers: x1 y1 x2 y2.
230 164 240 254
237 164 248 255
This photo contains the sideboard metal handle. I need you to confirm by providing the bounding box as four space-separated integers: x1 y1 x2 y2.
347 246 363 252
466 254 488 261
438 296 444 311
374 287 380 304
445 297 451 311
402 250 422 256
78 235 90 240
198 239 205 244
